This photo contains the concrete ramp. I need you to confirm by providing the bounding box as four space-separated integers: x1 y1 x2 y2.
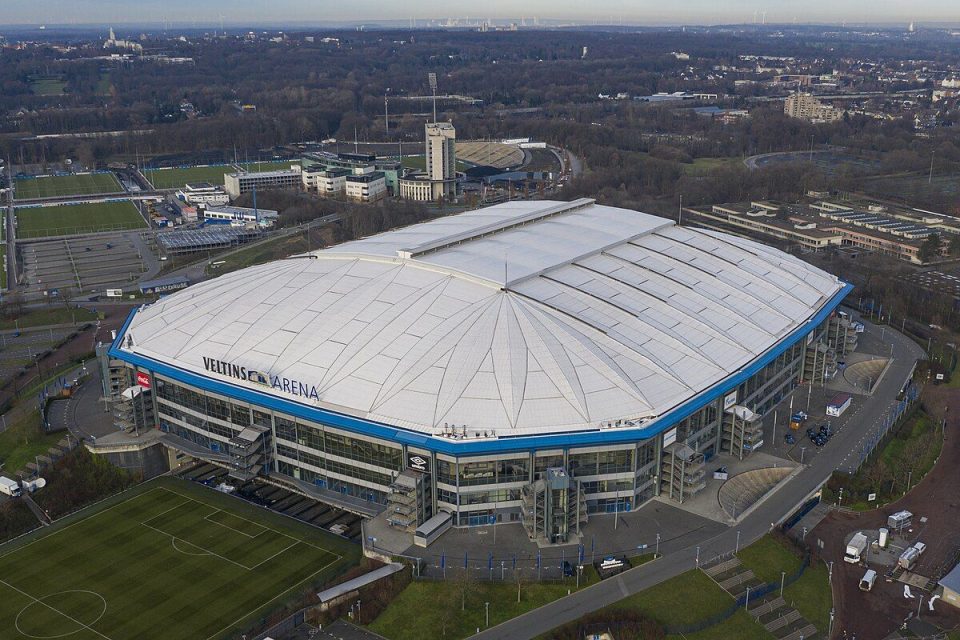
718 466 795 520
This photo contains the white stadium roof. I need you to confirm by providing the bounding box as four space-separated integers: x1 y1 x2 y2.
120 199 844 438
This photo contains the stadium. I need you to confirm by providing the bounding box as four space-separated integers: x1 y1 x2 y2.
105 198 852 544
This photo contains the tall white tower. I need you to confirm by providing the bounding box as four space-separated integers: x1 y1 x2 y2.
425 122 456 200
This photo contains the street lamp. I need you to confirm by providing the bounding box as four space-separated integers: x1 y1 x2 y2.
695 546 700 568
656 532 661 557
735 530 741 554
800 447 806 465
780 571 786 596
485 601 490 627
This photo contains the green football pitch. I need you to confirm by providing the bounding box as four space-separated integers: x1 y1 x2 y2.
15 201 146 238
145 166 236 189
0 478 358 640
14 174 123 200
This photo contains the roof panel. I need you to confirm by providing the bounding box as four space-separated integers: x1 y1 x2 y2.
121 200 843 437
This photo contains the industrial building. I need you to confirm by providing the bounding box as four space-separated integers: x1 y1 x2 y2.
686 197 953 264
224 168 302 199
202 205 279 227
103 199 850 543
176 183 230 206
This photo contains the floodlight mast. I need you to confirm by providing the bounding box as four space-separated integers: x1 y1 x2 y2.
428 72 438 123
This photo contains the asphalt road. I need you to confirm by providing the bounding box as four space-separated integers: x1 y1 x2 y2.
473 318 925 639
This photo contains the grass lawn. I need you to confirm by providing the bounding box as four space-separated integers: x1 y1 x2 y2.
0 307 97 331
145 165 236 189
370 568 599 640
205 232 311 276
612 569 734 628
628 552 656 568
14 174 121 200
737 536 803 585
684 157 742 174
737 535 832 636
667 609 770 640
15 201 145 238
31 78 66 96
0 477 359 640
0 412 62 476
784 562 831 635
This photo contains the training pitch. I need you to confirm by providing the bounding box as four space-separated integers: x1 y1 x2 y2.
145 165 236 189
0 478 357 640
14 174 123 200
15 201 146 238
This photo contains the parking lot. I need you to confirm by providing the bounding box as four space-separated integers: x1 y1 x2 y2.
19 232 148 297
0 327 73 380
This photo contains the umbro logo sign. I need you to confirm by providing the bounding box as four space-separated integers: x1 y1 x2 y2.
408 454 429 471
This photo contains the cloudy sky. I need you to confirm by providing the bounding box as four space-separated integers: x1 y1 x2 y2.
1 0 954 26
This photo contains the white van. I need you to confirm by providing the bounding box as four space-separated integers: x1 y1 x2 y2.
859 569 877 591
912 541 927 556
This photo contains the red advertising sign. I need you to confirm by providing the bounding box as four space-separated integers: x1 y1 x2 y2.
136 371 152 389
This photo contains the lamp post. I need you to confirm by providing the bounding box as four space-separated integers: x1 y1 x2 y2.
485 601 490 627
656 532 661 557
800 447 806 465
780 571 786 596
735 530 741 554
695 546 700 568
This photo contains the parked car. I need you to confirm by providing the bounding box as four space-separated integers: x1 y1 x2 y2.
784 433 796 445
806 428 817 439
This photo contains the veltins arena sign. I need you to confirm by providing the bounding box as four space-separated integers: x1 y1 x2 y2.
202 357 320 401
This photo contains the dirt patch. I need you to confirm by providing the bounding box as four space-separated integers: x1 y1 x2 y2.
810 388 960 638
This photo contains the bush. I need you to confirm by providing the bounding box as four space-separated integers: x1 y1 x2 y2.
0 499 40 543
32 448 140 519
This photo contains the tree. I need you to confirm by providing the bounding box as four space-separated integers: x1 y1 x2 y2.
919 233 941 263
949 234 960 256
455 566 477 612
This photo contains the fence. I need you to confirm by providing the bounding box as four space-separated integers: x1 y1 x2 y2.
849 382 920 474
249 610 306 640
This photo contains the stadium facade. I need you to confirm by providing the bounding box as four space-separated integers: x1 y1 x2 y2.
104 199 853 543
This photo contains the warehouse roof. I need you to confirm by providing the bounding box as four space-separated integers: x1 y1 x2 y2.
118 199 843 438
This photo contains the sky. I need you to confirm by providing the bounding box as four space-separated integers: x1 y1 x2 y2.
1 0 956 27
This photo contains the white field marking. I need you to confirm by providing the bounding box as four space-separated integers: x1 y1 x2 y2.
0 579 113 640
0 485 168 562
203 509 265 539
171 537 212 556
202 554 342 640
159 488 343 560
245 539 301 572
14 589 109 640
139 520 253 571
